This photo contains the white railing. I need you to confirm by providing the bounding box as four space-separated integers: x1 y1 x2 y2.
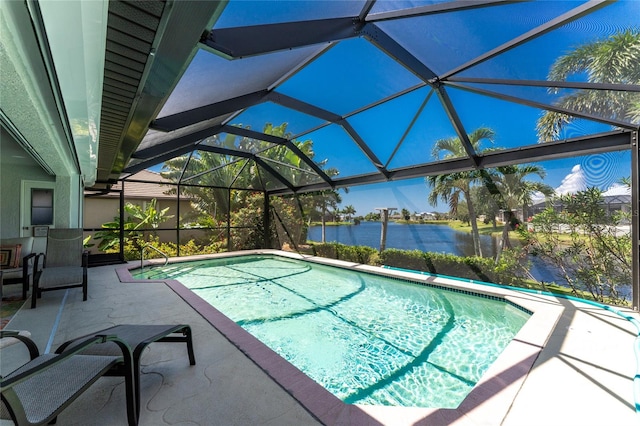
140 244 169 271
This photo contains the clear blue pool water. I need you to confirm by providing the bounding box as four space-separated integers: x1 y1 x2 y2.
133 255 530 408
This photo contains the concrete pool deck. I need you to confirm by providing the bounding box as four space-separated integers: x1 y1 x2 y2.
1 249 639 425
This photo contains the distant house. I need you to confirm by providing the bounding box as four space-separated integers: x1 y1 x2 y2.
601 184 632 216
414 212 438 221
527 184 631 220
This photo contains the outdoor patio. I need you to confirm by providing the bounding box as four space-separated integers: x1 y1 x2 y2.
1 254 638 426
2 1 640 424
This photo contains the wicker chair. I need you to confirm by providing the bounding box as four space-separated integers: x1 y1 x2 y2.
0 330 137 425
32 229 88 308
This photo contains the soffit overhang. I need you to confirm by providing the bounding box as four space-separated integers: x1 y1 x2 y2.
93 0 226 188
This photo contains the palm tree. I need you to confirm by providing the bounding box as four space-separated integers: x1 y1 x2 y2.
252 123 346 243
619 176 631 188
254 123 322 187
316 190 341 242
162 148 238 222
537 30 640 141
470 184 500 230
427 127 495 256
342 205 356 222
491 164 554 260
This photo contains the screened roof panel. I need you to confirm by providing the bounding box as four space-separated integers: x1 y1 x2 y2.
174 152 242 186
230 102 326 136
157 46 326 118
445 86 548 148
442 86 614 148
257 154 325 188
346 86 432 166
447 86 621 150
305 124 380 178
170 153 205 183
450 82 562 107
180 159 247 188
376 1 582 76
386 93 463 170
233 159 287 191
135 115 230 154
125 157 149 172
197 158 239 190
454 82 638 129
544 119 617 141
199 131 276 154
213 0 367 29
277 38 422 115
137 130 176 154
119 0 637 195
156 153 192 183
369 0 454 15
456 1 640 82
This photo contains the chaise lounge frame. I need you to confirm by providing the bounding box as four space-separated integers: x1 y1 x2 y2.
55 324 196 415
0 330 137 425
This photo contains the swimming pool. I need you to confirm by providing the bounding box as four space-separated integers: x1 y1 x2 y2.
132 254 530 408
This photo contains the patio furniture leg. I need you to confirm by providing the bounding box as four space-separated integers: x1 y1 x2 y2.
56 324 195 419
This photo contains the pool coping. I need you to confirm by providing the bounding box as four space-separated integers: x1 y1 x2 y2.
116 249 563 426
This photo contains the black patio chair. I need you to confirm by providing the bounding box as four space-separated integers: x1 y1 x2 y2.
0 330 137 426
32 228 88 308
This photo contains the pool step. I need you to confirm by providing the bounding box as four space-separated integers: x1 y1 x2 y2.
144 265 196 279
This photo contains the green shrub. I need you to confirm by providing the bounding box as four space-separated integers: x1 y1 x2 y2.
335 244 379 264
102 235 226 261
378 248 527 287
312 242 337 259
377 249 427 271
310 242 379 265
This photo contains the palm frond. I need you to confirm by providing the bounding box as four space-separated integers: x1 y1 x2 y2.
539 30 640 140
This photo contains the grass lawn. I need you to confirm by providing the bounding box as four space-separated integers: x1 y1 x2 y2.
447 220 505 236
446 220 589 244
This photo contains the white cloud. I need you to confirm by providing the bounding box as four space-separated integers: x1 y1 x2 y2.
531 166 628 205
554 164 586 195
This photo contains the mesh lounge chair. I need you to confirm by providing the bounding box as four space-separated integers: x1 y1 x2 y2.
32 228 88 308
56 324 196 415
0 330 137 426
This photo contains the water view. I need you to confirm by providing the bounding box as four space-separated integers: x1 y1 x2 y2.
309 222 495 257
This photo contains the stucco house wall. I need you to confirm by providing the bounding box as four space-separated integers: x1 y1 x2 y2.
83 170 198 251
1 131 57 239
